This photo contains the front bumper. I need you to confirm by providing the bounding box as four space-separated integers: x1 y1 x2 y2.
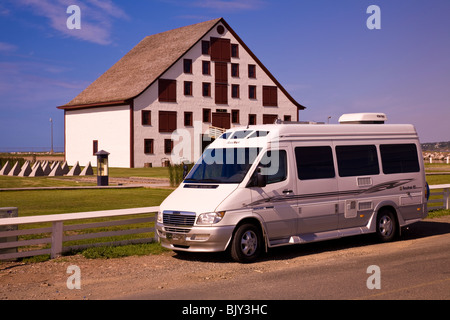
156 223 234 252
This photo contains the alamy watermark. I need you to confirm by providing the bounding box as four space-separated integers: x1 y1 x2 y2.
367 5 381 30
66 265 81 290
66 5 81 30
366 265 381 289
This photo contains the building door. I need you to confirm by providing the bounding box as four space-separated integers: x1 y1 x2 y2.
212 112 231 129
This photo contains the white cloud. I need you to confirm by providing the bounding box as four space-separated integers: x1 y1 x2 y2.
0 42 18 53
14 0 129 45
192 0 266 11
0 61 87 107
160 0 266 12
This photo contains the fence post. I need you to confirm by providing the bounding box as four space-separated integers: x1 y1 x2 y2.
51 221 63 259
445 188 450 210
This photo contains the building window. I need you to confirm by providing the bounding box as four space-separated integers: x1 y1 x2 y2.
249 85 256 99
202 82 211 97
144 139 154 154
164 139 174 154
202 61 210 75
184 112 193 126
231 84 240 98
202 41 210 55
231 63 239 77
231 44 239 58
203 108 211 123
215 83 228 104
283 115 291 122
263 114 278 124
159 111 177 133
232 109 240 124
93 140 98 156
183 59 192 74
158 79 176 102
248 64 256 78
184 81 193 96
142 110 151 125
248 114 256 125
263 86 278 106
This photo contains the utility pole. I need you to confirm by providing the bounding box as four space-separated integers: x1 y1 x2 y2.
49 118 54 154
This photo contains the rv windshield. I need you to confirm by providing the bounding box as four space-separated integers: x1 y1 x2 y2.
184 148 261 184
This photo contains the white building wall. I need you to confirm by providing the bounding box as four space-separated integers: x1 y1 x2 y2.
133 22 299 167
65 105 131 168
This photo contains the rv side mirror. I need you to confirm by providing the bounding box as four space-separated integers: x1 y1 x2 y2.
247 168 267 188
256 172 267 187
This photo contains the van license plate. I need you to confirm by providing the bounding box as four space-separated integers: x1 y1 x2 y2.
167 233 185 242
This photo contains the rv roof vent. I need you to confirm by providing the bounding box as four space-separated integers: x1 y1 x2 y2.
339 113 387 124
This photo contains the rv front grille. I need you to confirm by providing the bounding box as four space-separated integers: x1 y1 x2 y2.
163 211 196 227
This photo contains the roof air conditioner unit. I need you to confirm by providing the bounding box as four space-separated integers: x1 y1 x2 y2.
339 113 387 124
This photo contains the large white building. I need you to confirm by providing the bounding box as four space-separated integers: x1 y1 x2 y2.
58 18 305 168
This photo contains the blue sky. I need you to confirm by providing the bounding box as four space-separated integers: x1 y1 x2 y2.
0 0 449 151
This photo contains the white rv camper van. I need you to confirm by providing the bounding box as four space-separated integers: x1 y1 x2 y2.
157 113 428 262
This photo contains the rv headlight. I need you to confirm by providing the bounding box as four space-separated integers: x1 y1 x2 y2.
157 211 163 223
197 211 226 225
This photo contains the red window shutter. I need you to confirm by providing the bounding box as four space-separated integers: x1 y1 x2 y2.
215 62 228 83
212 112 231 129
263 114 278 124
168 112 176 131
215 83 228 104
263 86 278 106
159 111 177 133
168 80 176 102
210 37 230 62
159 79 177 102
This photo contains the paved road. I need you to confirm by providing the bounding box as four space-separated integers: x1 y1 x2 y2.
124 217 450 300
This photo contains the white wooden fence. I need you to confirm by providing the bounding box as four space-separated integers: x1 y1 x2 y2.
428 184 450 210
0 206 159 261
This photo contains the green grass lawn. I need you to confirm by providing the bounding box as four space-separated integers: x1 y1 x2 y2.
0 175 96 189
0 188 171 217
109 167 170 179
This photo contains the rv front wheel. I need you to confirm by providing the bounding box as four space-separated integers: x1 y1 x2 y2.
376 209 397 242
230 223 262 263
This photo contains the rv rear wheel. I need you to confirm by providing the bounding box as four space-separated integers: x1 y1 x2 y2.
376 209 397 242
230 223 262 263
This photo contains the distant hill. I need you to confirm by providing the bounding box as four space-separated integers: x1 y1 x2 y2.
422 141 450 152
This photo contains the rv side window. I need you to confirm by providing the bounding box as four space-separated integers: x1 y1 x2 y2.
295 146 335 180
336 145 379 177
380 144 420 174
259 150 287 184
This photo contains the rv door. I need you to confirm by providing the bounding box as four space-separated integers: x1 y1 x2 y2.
248 144 298 241
293 143 339 235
